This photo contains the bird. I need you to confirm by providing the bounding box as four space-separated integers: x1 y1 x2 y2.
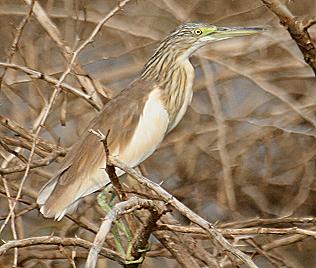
37 22 263 220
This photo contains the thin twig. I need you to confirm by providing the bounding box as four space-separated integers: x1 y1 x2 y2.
0 176 19 267
89 129 127 201
0 151 63 175
207 55 316 128
220 216 316 228
0 114 66 155
261 233 311 251
0 0 35 90
0 140 28 163
0 62 100 110
22 0 108 107
156 223 316 237
0 236 125 264
201 59 236 211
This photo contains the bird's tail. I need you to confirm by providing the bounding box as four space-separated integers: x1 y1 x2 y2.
37 164 110 221
37 165 77 220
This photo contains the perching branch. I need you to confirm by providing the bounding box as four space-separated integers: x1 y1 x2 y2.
107 156 258 268
85 197 166 268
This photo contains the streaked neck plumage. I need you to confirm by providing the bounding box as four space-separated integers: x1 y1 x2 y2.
141 37 195 130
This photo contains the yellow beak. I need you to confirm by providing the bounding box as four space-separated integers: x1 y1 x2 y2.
209 26 264 39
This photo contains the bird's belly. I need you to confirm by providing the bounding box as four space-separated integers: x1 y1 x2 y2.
118 88 169 167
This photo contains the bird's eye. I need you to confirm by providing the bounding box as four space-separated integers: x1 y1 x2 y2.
194 29 203 36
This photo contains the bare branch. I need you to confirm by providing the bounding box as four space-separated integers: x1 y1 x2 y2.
262 0 316 75
0 236 125 264
108 156 258 268
0 115 66 155
22 0 108 108
85 197 165 268
89 128 127 201
0 151 63 175
201 59 236 211
157 223 316 237
0 62 101 110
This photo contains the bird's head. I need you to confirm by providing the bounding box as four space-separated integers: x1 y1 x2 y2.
142 22 264 80
166 22 264 59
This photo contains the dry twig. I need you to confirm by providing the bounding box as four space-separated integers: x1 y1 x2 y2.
262 0 316 75
0 236 124 264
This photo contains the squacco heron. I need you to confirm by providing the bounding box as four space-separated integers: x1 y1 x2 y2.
37 23 263 220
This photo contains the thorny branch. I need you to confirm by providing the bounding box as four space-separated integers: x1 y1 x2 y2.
262 0 316 75
89 129 170 267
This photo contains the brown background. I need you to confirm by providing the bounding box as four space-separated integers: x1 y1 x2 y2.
1 0 316 267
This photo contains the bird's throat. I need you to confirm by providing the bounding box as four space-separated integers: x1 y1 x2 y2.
141 43 195 130
162 60 194 131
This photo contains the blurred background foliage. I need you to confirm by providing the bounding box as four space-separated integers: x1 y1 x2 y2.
1 0 316 267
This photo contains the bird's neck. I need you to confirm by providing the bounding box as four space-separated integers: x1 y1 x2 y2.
141 47 195 128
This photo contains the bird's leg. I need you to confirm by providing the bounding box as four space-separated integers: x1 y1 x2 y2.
97 185 132 255
124 254 145 265
125 230 151 264
97 186 124 255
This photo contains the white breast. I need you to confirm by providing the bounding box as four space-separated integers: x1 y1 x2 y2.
119 88 169 167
